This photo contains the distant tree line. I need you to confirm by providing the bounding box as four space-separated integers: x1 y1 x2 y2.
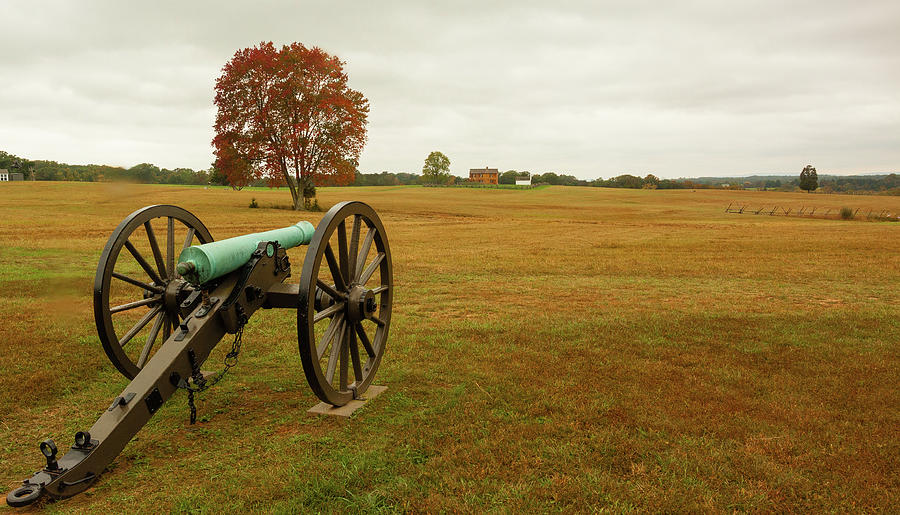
819 174 900 194
353 171 421 186
3 149 898 195
346 170 900 194
687 173 900 194
498 171 714 190
32 161 211 185
2 150 211 185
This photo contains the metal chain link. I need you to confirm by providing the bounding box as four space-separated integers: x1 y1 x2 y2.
178 323 244 424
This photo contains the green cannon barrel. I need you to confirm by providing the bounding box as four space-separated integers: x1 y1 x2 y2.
175 221 315 285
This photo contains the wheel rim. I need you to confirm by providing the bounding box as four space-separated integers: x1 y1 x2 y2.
93 205 213 379
298 201 393 406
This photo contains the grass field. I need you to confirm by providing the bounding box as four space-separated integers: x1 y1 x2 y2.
0 182 897 513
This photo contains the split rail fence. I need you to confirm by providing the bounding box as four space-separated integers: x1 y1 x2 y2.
725 203 898 221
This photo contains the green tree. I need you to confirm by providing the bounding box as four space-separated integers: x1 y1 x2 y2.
540 172 560 185
799 164 818 193
421 151 451 184
607 174 643 189
558 174 580 186
128 163 160 183
207 162 230 186
499 170 517 185
0 151 33 179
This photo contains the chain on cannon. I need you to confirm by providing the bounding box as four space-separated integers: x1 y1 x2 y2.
5 201 393 507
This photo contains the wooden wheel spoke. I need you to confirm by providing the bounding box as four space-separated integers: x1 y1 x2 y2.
137 312 165 368
166 217 175 280
324 243 347 291
166 311 180 338
110 296 159 314
348 215 361 283
325 321 345 383
118 305 162 347
370 285 389 295
359 252 385 286
162 317 171 340
112 272 164 294
339 325 349 390
182 227 195 251
316 279 345 300
124 240 164 285
337 220 349 284
349 328 363 381
313 301 345 323
318 313 344 358
177 227 195 278
369 315 386 327
355 228 375 280
355 322 376 358
144 221 167 280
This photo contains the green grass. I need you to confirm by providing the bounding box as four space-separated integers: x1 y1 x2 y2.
0 182 897 512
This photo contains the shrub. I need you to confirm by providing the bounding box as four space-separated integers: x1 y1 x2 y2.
304 198 322 211
840 207 854 220
249 198 259 208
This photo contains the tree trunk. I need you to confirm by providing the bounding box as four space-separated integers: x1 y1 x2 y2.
289 185 300 209
298 175 317 210
278 158 300 209
292 184 303 210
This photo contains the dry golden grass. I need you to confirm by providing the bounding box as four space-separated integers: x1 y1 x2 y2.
0 182 897 513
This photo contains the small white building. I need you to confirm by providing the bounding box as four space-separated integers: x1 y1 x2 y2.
0 169 24 181
515 178 530 186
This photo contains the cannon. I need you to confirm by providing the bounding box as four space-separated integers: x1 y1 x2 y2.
5 201 393 507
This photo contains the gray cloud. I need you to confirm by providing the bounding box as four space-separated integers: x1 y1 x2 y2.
0 0 897 178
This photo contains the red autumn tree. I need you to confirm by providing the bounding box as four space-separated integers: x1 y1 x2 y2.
213 42 369 209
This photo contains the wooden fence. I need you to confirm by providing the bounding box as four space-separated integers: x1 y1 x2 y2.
724 203 898 221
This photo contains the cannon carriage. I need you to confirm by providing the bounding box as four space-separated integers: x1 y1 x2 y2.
6 201 392 507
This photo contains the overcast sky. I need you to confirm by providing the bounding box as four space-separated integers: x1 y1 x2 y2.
1 1 898 179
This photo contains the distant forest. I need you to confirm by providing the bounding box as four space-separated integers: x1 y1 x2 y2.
2 150 897 195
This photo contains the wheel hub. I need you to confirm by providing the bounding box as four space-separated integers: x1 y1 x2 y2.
347 286 376 323
163 279 188 317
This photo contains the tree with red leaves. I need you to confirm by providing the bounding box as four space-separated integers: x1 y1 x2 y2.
213 42 369 209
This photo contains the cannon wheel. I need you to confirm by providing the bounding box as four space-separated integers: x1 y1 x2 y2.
94 205 213 379
298 201 393 406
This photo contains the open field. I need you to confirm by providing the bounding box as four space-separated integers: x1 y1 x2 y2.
0 182 897 513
